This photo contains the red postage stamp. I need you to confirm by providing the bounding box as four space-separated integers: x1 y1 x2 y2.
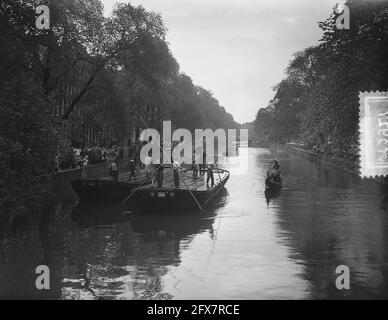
359 92 388 178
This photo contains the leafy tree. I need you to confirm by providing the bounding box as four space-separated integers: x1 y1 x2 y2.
0 0 239 217
255 0 388 166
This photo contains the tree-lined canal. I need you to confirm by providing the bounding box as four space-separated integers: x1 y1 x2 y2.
1 148 387 299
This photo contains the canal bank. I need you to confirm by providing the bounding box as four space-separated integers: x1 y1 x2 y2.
280 145 387 185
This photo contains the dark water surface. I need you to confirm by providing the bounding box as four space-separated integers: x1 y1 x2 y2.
1 148 388 299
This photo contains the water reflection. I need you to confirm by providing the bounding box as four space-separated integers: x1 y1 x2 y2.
265 189 281 206
0 148 388 299
64 203 222 299
272 151 388 299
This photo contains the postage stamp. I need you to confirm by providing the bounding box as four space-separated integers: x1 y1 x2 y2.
359 92 388 178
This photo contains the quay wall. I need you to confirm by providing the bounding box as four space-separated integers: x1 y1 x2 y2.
280 145 387 185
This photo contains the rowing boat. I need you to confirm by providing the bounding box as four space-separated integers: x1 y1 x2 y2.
265 171 282 191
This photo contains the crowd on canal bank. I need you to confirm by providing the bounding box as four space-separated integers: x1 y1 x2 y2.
54 142 144 172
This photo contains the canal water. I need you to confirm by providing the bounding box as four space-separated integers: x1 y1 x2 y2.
1 148 387 299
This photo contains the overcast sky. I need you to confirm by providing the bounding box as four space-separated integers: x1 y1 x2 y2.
101 0 339 123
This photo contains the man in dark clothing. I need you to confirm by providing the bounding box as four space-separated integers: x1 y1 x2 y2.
270 159 281 182
128 159 136 181
192 154 199 178
110 160 119 181
156 164 164 188
200 151 206 174
207 164 214 187
192 162 199 178
173 160 180 188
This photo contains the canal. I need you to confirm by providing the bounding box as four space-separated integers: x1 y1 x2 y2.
1 148 388 299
